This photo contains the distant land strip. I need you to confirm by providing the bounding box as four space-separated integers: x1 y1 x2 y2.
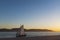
0 28 53 32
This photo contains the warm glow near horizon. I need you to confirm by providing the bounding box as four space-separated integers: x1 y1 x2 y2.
1 24 60 32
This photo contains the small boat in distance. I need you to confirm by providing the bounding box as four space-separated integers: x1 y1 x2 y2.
16 25 26 37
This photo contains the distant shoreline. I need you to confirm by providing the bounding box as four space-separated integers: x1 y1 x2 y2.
0 28 53 32
0 30 53 32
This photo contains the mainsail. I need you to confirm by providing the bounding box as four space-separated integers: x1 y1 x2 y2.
16 25 26 37
19 25 25 35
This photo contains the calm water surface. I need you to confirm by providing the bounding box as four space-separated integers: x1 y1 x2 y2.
0 32 60 38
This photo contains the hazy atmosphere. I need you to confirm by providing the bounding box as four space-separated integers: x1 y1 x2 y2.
0 0 60 31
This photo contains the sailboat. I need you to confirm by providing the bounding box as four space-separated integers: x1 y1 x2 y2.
16 25 26 37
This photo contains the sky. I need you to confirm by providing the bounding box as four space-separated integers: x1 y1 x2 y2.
0 0 60 31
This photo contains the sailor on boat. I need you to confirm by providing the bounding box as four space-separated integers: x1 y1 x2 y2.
16 25 26 37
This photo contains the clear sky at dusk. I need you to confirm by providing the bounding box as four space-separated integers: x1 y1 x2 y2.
0 0 60 31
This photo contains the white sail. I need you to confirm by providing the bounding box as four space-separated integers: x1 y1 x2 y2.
19 25 25 35
16 25 25 36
